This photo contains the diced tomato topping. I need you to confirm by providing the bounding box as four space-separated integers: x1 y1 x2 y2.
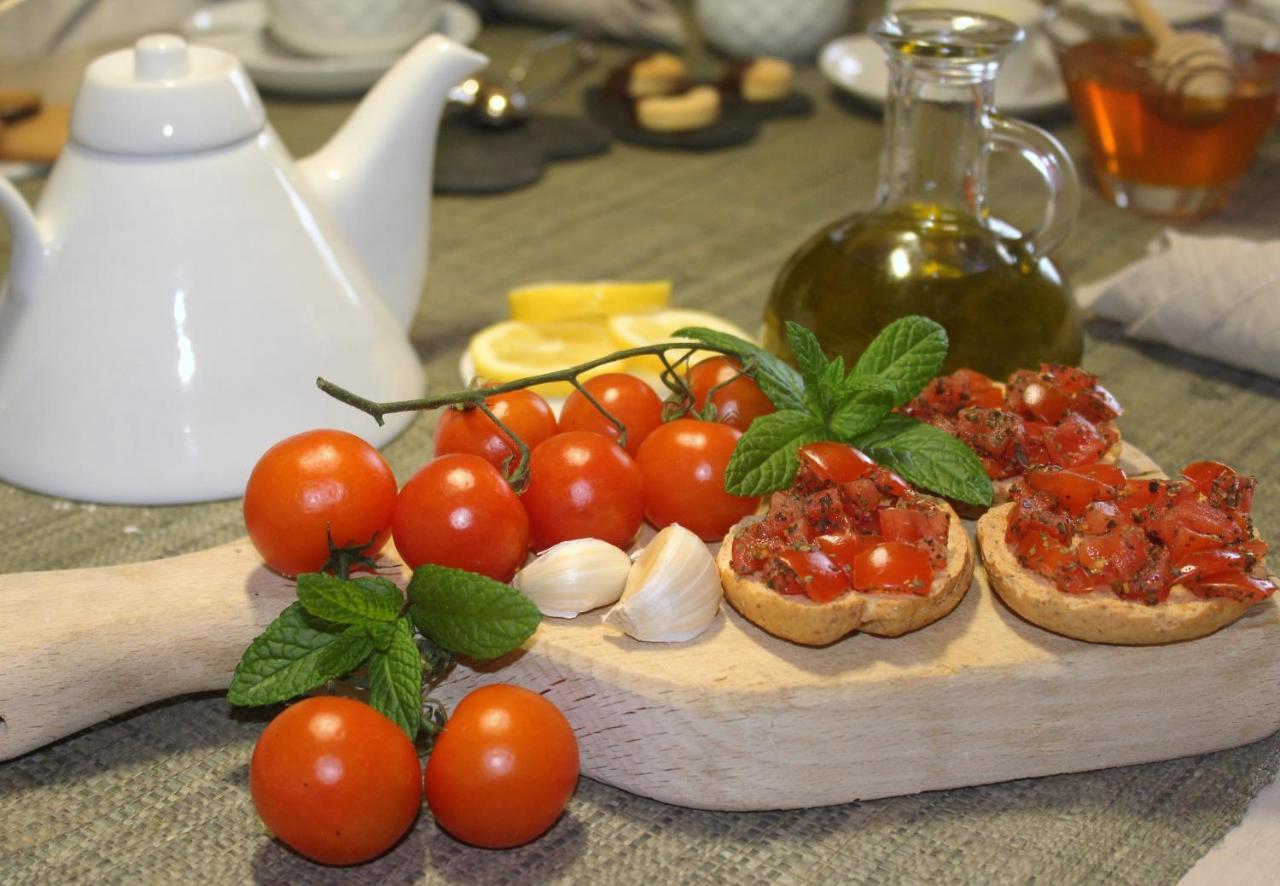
1008 460 1272 609
849 541 932 594
816 533 884 572
1041 365 1123 422
1042 413 1109 467
776 549 851 603
1189 572 1276 604
905 368 1003 417
1075 527 1149 589
798 443 876 485
1007 370 1071 423
800 489 854 537
1180 460 1231 497
1081 500 1122 535
1026 468 1120 516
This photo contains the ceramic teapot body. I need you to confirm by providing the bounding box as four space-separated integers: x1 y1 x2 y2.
0 34 486 503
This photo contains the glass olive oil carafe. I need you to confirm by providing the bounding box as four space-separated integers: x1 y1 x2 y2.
764 10 1084 378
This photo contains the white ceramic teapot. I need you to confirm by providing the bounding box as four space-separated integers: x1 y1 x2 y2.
0 33 486 504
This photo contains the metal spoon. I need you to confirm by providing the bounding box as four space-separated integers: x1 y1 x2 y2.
451 29 597 128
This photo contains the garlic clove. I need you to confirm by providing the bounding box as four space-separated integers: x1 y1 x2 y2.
512 538 632 618
604 523 722 642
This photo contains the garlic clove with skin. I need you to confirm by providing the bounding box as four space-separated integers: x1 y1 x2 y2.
512 538 633 618
604 524 722 642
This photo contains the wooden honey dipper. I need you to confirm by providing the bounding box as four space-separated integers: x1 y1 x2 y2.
1123 0 1235 104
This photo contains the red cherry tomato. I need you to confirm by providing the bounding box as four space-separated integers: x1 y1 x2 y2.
424 684 579 849
391 454 529 581
635 419 760 541
687 356 776 432
250 697 422 866
521 432 645 550
850 541 932 594
434 390 558 472
557 373 664 456
243 429 397 578
797 442 877 484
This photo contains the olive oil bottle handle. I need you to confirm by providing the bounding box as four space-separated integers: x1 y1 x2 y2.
988 114 1080 259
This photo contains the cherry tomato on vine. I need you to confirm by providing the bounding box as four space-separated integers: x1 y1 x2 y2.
391 454 529 581
557 373 664 456
635 419 759 540
434 389 558 472
424 684 579 849
250 696 422 866
521 431 645 550
687 356 775 432
243 429 397 577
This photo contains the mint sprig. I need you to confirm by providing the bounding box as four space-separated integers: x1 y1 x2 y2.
677 316 993 506
228 566 541 739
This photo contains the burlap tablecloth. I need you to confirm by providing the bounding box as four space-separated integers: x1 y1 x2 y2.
3 19 1280 885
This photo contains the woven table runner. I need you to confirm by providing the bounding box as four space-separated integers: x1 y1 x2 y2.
2 21 1280 885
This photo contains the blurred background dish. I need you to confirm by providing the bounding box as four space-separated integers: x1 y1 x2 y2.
182 0 480 96
819 31 1067 117
695 0 854 60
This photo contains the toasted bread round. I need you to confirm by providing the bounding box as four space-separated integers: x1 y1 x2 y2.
977 502 1262 644
717 501 974 646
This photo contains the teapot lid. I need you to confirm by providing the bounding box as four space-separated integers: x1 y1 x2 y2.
70 34 265 155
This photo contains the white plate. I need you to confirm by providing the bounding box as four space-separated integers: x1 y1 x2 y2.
819 33 1068 118
181 0 481 97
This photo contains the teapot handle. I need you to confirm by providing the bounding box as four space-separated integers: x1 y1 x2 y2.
988 114 1080 260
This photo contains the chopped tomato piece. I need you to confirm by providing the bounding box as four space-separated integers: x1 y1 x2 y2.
905 368 1003 416
1076 527 1149 588
1026 468 1120 516
1174 548 1249 580
1080 500 1122 535
817 533 885 573
1076 463 1126 488
1041 365 1123 422
850 541 932 594
1181 460 1231 496
1042 412 1108 467
1007 370 1071 424
776 549 850 603
801 489 854 536
1189 572 1276 604
798 443 876 485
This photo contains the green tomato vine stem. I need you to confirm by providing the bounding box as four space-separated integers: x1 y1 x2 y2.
316 341 747 489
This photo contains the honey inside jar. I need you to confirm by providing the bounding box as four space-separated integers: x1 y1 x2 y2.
1058 36 1280 193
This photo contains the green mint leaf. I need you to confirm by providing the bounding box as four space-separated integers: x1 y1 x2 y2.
786 322 829 385
828 382 894 440
851 316 949 405
315 624 375 677
408 565 540 660
670 325 807 413
367 618 423 739
365 620 398 653
228 603 351 707
723 409 828 496
295 573 402 625
851 414 994 506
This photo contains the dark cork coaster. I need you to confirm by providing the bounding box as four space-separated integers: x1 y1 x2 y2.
434 111 613 195
583 86 813 151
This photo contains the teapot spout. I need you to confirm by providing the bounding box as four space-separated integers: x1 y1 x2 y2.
297 35 486 330
0 178 48 298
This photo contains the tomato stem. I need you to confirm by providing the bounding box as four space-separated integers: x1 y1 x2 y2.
315 340 745 426
568 377 629 449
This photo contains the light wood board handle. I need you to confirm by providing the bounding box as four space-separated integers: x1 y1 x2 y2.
0 539 295 761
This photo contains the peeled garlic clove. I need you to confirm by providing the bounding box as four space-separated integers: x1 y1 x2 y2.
604 524 722 642
512 538 632 618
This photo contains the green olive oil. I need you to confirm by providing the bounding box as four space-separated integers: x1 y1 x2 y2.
763 203 1083 379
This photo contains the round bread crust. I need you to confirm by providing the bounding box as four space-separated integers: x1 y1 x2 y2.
977 502 1259 645
716 501 974 646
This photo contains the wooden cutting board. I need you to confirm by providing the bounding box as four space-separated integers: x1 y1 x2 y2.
3 445 1278 810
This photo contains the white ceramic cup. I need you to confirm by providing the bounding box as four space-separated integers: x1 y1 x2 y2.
267 0 441 58
889 0 1050 87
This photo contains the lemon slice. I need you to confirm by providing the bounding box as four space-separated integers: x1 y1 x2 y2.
606 309 754 374
507 280 672 322
468 320 626 397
